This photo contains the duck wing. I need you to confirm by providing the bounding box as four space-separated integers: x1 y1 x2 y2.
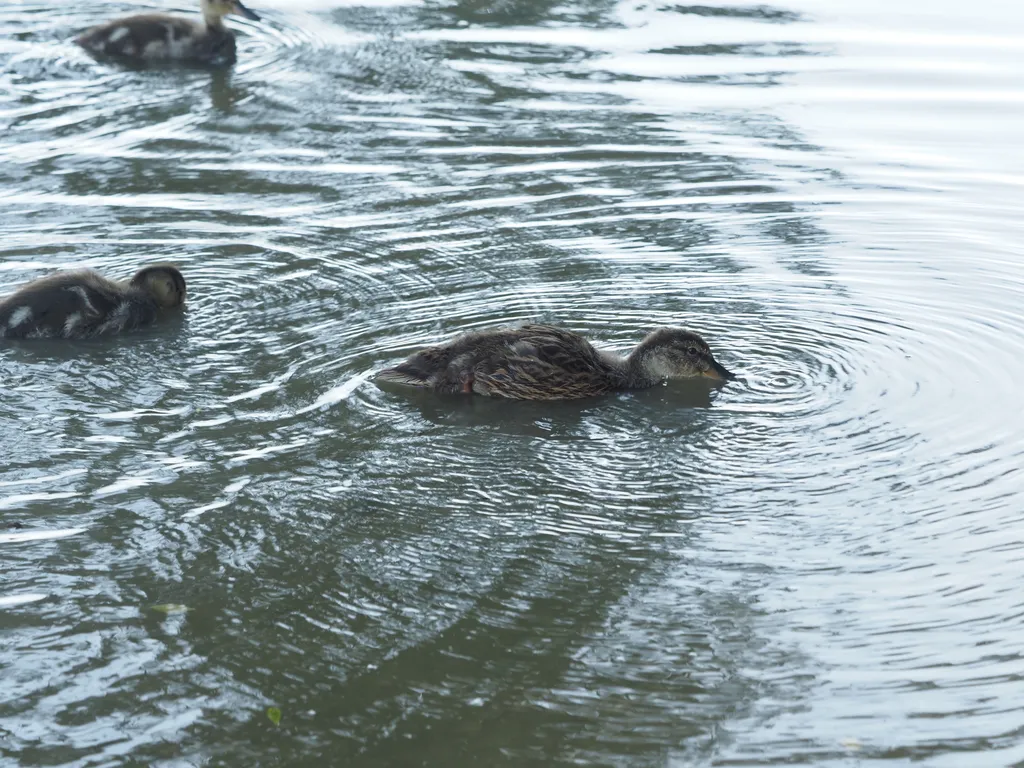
377 324 619 399
0 271 119 338
470 325 617 400
375 325 561 390
76 14 202 60
374 326 518 391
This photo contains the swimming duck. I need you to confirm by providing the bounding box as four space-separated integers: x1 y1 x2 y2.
376 323 735 400
75 0 261 67
0 264 186 340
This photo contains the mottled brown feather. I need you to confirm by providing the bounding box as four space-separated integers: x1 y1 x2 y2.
376 323 733 401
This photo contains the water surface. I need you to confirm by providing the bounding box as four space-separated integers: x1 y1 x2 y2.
2 0 1024 765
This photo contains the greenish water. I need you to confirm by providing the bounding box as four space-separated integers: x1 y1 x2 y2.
2 0 1024 765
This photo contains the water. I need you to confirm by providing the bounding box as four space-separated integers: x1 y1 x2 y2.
1 0 1023 764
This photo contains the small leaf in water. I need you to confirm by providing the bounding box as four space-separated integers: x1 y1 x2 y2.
152 603 190 615
267 707 282 726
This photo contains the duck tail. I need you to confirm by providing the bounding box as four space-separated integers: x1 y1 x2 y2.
375 365 431 387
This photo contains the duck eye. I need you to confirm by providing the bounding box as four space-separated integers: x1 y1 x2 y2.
687 346 699 357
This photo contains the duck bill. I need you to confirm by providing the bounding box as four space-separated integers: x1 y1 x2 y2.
232 1 261 20
703 359 736 382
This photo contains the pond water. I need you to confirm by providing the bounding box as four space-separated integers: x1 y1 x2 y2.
2 0 1023 764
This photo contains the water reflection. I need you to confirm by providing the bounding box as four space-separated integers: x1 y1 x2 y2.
378 378 719 430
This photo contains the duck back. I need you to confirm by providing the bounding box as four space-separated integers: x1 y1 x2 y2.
76 14 237 66
0 270 158 339
377 324 624 399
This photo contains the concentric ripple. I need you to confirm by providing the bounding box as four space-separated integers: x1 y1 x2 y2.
2 0 1024 765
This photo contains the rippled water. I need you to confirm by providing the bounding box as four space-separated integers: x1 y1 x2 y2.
2 0 1023 764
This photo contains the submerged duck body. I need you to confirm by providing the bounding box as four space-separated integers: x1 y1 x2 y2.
376 323 735 401
0 264 186 340
75 0 261 67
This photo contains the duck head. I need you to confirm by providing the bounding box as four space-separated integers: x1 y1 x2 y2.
131 264 187 309
202 0 261 23
633 327 735 383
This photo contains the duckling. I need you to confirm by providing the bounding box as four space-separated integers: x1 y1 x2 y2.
376 323 735 401
75 0 261 67
0 264 186 340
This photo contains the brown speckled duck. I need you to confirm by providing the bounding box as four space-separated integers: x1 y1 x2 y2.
376 323 735 401
0 264 186 340
75 0 261 67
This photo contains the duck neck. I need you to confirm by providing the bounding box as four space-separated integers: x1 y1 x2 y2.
202 10 227 30
603 343 659 390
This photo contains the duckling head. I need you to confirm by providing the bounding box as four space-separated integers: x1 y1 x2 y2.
202 0 261 23
131 264 187 310
633 327 735 382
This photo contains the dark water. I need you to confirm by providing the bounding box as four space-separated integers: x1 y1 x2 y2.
2 0 1024 764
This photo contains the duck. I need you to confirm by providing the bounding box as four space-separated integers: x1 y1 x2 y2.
75 0 261 67
0 264 186 340
376 323 736 401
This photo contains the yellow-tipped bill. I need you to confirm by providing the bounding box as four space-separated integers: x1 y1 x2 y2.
703 359 736 381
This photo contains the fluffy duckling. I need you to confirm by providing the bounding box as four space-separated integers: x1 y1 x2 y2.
376 323 735 401
75 0 261 67
0 264 186 340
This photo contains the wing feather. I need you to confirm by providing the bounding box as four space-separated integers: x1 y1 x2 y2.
376 324 624 399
